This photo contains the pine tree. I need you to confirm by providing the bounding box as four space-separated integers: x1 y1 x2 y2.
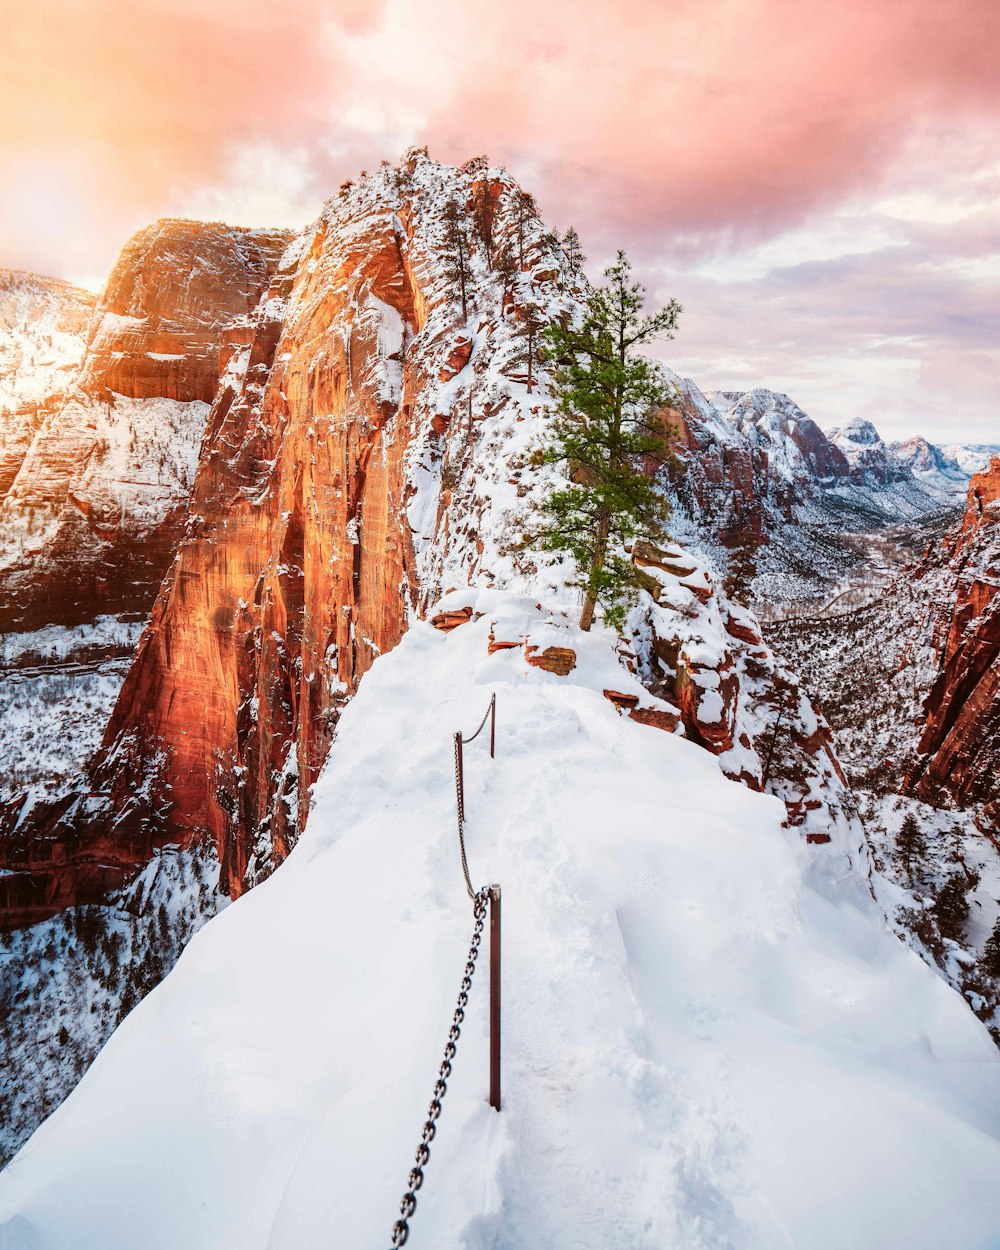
984 917 1000 978
561 227 586 275
471 181 496 266
723 533 758 603
494 239 519 306
896 812 925 883
510 189 537 268
933 870 973 943
442 199 471 320
510 298 547 394
538 250 682 630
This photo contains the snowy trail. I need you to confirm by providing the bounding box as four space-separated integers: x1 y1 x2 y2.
3 599 1000 1249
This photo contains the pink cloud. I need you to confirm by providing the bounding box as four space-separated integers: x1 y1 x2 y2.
4 0 1000 277
1 0 997 439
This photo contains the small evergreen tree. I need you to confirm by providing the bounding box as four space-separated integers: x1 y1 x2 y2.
442 199 471 320
471 180 496 266
561 227 586 275
723 533 758 603
510 189 538 268
983 917 1000 977
896 812 925 883
933 870 974 943
510 298 546 394
494 239 519 307
538 251 681 630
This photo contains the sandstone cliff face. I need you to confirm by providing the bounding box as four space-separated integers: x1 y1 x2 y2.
0 270 94 500
724 389 851 486
0 153 584 925
905 458 1000 829
0 224 292 631
79 219 291 404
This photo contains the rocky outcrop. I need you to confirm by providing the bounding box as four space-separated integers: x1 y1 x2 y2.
0 153 584 927
829 418 910 487
0 223 292 631
625 540 853 845
905 458 1000 829
659 375 783 547
724 389 851 486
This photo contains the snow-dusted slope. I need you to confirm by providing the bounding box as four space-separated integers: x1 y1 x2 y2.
3 603 1000 1249
0 225 290 630
942 443 1000 476
0 269 94 499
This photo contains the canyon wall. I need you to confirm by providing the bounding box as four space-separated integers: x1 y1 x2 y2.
0 223 291 631
906 458 1000 830
0 270 94 501
0 155 877 930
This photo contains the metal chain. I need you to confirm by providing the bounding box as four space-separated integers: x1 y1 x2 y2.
460 693 495 745
454 733 475 900
389 887 490 1249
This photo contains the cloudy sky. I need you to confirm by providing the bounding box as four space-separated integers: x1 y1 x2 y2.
3 0 999 441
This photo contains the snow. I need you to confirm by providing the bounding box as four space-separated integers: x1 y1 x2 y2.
0 392 209 577
0 616 145 803
4 601 1000 1248
941 444 1000 476
0 845 226 1166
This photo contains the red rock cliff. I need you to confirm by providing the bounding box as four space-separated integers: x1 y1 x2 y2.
905 457 1000 829
0 153 584 926
79 219 291 403
0 270 94 499
0 223 291 631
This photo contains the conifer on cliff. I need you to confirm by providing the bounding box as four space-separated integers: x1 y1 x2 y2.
537 251 681 631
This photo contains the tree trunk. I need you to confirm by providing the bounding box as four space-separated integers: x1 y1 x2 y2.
579 508 611 632
579 592 596 632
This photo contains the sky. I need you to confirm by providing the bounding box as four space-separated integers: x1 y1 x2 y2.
2 0 999 442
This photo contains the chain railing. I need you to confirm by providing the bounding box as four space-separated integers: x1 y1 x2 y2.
387 695 501 1249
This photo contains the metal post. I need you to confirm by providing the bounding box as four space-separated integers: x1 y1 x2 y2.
489 694 496 760
489 884 501 1111
454 731 464 828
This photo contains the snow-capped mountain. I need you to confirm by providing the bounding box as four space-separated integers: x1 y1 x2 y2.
942 442 1000 476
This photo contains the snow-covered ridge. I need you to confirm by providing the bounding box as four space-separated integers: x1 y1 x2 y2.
3 601 1000 1248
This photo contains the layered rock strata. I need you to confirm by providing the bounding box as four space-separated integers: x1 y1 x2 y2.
0 222 291 630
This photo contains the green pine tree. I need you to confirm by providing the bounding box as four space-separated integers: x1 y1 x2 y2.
442 199 472 320
561 227 586 276
537 250 681 631
933 870 974 943
896 812 925 884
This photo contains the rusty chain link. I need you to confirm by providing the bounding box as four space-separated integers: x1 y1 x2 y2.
388 886 490 1249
